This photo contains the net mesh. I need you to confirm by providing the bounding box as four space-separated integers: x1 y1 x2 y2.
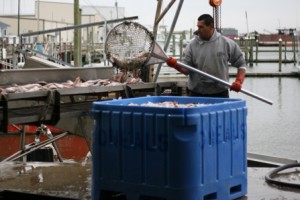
105 21 154 70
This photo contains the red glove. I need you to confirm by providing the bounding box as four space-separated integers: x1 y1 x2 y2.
230 70 245 92
230 79 243 92
166 57 182 71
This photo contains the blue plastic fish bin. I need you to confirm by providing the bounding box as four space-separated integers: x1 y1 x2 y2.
91 96 247 200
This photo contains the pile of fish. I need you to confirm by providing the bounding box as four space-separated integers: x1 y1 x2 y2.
108 52 150 70
0 72 142 94
129 101 208 108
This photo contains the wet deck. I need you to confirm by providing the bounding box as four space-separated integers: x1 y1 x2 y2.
0 161 91 200
1 162 300 199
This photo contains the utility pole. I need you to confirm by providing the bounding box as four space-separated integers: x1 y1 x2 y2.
37 0 40 32
18 0 20 36
115 0 118 19
245 11 249 36
37 0 42 42
74 0 81 67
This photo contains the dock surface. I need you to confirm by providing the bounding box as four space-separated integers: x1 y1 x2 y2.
1 162 300 199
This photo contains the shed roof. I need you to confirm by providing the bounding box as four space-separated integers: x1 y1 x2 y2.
0 21 10 28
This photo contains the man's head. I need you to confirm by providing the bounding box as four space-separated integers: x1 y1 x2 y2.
197 14 215 41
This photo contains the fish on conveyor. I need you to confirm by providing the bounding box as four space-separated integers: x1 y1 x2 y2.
0 73 143 94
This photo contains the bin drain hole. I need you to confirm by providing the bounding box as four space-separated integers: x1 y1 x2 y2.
100 190 126 200
204 192 217 200
140 195 166 200
230 184 242 194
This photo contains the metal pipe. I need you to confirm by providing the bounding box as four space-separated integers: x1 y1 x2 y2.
20 16 138 38
151 43 273 105
17 48 74 67
155 0 176 25
146 0 163 82
2 132 68 162
20 125 26 163
153 0 163 38
47 132 64 162
153 0 184 82
175 61 273 105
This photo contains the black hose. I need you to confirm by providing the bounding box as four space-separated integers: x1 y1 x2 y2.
265 162 300 189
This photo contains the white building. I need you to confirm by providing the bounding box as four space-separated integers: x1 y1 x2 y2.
0 0 125 67
0 0 124 44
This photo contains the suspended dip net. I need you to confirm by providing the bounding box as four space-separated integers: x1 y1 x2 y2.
105 21 155 70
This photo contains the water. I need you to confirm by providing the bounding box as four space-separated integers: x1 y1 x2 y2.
254 46 298 61
230 63 300 161
160 61 300 161
158 56 300 161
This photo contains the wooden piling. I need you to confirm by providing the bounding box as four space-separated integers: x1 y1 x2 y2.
255 39 259 63
278 38 282 72
249 38 254 66
293 34 297 66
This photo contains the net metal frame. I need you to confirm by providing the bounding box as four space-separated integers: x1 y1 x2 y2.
105 21 155 70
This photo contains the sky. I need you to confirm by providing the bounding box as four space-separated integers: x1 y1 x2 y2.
1 0 299 34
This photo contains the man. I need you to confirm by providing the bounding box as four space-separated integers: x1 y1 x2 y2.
167 14 246 97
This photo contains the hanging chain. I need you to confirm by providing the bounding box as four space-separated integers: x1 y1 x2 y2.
212 7 215 23
219 5 222 33
213 6 221 33
211 0 222 33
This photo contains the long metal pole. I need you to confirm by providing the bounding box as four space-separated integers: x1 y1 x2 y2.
153 0 184 82
151 45 273 105
20 16 138 37
2 132 68 162
176 61 273 105
147 0 162 82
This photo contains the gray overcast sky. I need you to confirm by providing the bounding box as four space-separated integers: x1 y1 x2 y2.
95 0 300 34
1 0 299 34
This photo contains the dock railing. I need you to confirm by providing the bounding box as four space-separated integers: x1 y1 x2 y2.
235 35 299 71
155 32 299 73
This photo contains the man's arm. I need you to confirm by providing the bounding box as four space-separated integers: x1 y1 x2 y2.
230 67 246 92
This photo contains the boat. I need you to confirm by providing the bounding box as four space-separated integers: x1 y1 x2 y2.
0 125 89 162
